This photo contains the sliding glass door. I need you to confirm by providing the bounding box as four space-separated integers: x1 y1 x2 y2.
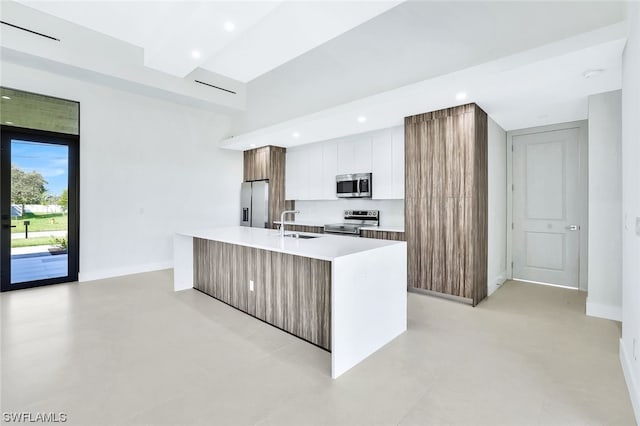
0 128 79 291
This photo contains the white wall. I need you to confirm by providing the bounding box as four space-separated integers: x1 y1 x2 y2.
294 199 404 227
620 2 640 421
1 61 243 281
488 117 507 296
586 90 622 321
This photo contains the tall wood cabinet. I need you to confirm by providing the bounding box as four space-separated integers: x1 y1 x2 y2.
243 145 286 229
404 103 488 306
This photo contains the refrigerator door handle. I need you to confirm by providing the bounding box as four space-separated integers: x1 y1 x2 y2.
242 208 249 222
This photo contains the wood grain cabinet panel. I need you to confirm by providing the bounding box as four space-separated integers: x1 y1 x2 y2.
283 224 325 234
193 238 331 350
243 147 269 181
243 145 287 229
405 103 488 306
360 230 405 241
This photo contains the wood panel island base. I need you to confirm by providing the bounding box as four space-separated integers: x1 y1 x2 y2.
174 226 407 379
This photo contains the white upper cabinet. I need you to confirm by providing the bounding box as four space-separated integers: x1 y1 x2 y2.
337 135 372 175
353 136 373 174
372 126 404 199
286 142 337 200
286 126 403 201
306 143 324 200
285 148 306 200
336 138 355 175
322 140 338 199
372 128 393 199
391 125 405 199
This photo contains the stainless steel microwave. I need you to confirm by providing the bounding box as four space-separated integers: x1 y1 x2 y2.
336 173 372 198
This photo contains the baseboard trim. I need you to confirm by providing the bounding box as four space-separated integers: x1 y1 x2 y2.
586 299 622 321
488 273 507 296
78 260 173 283
408 286 473 305
620 339 640 424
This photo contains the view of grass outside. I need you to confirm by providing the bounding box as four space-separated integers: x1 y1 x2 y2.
11 212 67 248
11 212 67 233
11 236 60 248
11 140 68 253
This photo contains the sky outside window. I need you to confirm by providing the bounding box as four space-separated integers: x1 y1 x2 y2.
12 140 68 196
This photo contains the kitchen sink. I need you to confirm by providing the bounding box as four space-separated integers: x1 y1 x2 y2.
283 233 319 239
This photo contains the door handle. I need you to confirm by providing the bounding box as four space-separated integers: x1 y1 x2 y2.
566 225 580 231
2 225 16 229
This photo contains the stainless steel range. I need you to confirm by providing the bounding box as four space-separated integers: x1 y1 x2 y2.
324 210 379 236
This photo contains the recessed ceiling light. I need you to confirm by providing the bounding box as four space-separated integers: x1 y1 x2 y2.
224 22 235 32
292 132 300 139
357 116 367 123
191 50 201 59
249 143 256 148
456 92 467 101
582 69 604 79
1 95 11 100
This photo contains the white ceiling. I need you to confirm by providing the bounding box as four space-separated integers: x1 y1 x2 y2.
13 0 402 81
1 0 629 150
220 24 626 150
236 0 627 134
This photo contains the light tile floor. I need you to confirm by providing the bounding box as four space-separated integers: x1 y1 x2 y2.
0 270 636 426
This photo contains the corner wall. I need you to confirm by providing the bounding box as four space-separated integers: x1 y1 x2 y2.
0 60 243 281
620 2 640 421
586 90 622 321
487 117 507 296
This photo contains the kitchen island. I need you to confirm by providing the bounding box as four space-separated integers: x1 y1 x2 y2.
174 226 407 378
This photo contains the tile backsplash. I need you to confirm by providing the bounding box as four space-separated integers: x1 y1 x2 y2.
292 199 404 227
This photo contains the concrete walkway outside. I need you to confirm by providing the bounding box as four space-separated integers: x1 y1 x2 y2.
12 245 57 255
11 230 67 240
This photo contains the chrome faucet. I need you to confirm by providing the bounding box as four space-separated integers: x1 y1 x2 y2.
280 210 300 237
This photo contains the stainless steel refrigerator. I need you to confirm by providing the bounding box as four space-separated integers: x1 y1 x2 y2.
240 180 269 228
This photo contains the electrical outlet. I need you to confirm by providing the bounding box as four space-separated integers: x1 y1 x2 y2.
635 217 640 237
249 280 254 292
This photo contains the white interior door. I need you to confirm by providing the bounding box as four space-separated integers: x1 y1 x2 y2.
512 128 581 288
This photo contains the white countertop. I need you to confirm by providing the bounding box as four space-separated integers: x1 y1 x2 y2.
178 226 404 261
274 221 404 233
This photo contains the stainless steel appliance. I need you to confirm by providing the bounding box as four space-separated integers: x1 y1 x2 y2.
324 210 379 236
336 173 372 198
240 180 269 228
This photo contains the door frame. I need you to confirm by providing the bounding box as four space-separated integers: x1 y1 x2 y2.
506 120 588 291
0 125 80 291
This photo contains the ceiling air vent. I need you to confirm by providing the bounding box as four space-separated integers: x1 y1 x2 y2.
194 80 236 95
1 21 60 41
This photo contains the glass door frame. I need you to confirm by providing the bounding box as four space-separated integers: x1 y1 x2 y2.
0 126 80 291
